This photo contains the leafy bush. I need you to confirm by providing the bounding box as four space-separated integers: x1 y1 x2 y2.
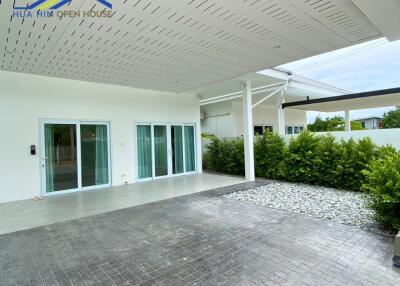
284 131 320 184
336 138 378 191
203 137 244 175
314 134 343 188
254 132 286 180
362 152 400 231
202 132 395 192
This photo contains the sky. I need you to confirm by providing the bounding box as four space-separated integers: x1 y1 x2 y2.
278 38 400 123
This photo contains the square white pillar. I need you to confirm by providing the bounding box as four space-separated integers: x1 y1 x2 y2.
276 88 286 136
242 80 255 181
345 110 351 132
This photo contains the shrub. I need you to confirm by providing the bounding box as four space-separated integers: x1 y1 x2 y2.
336 138 378 191
314 134 342 188
203 137 244 175
362 152 400 231
254 132 286 180
284 131 320 184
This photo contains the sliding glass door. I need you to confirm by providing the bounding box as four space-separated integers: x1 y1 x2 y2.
171 125 184 175
80 124 110 187
44 124 78 193
42 121 111 195
137 125 152 180
184 126 195 173
136 123 196 180
154 125 168 177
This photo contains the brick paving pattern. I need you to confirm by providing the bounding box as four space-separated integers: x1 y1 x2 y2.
0 181 399 285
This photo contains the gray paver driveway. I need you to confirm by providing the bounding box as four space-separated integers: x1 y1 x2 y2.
0 181 399 286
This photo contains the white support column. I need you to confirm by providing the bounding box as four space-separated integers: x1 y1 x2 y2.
276 86 287 136
345 110 351 132
242 80 255 181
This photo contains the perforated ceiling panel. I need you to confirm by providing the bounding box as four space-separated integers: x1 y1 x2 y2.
0 0 381 92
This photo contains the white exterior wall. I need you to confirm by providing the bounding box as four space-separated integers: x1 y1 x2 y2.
200 102 234 138
284 129 400 150
231 102 307 137
358 118 381 130
0 71 202 204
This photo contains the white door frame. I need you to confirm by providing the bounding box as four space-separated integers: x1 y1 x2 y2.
135 122 197 182
39 119 112 196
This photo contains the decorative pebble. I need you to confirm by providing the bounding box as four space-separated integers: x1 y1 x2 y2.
223 182 389 234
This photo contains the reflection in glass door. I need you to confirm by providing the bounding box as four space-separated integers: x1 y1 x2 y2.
80 124 109 187
184 125 196 173
171 125 184 174
154 125 168 177
44 124 78 193
42 121 110 195
137 125 152 180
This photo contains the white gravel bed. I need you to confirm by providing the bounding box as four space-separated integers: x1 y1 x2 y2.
223 182 387 234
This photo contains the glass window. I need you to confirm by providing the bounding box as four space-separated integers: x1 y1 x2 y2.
254 125 264 136
286 126 293 134
265 126 273 132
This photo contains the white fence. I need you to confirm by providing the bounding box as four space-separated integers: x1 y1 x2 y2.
284 128 400 150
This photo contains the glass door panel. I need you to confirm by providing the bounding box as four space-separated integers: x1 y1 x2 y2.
80 124 109 187
44 124 78 193
184 126 196 172
154 125 168 177
137 125 152 179
171 125 184 174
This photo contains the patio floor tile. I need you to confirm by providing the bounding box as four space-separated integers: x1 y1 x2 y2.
0 181 398 286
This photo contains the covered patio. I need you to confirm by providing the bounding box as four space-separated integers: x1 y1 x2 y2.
0 173 245 235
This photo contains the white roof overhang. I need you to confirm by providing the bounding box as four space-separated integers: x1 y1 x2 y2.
283 88 400 112
0 0 394 92
351 0 400 41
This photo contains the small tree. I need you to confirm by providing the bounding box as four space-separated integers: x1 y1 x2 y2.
308 116 364 131
382 106 400 128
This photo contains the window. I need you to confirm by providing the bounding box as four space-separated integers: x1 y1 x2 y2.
286 125 304 135
254 125 264 135
253 125 273 136
361 121 366 129
265 126 273 132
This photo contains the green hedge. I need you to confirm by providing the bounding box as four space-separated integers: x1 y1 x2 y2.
202 136 244 176
203 132 400 230
203 131 390 191
362 148 400 231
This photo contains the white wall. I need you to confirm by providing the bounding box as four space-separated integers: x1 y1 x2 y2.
284 129 400 150
200 102 234 139
0 71 202 203
231 102 307 137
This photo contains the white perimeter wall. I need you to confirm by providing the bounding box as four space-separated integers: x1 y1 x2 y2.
0 71 202 204
284 129 400 150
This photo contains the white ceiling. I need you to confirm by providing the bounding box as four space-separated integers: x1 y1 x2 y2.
0 0 383 92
